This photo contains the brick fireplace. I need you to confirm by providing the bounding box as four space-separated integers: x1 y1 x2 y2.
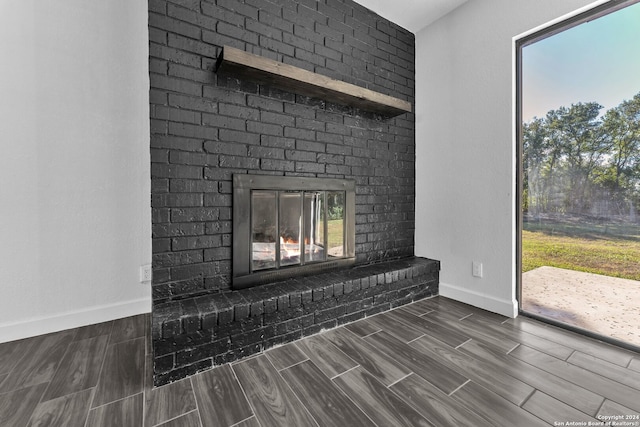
150 0 437 386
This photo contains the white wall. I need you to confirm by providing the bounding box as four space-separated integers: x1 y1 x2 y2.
414 0 603 316
0 0 151 342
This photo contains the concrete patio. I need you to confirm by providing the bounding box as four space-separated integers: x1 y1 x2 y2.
522 266 640 347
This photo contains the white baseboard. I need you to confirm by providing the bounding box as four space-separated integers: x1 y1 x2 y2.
439 282 518 318
0 298 151 343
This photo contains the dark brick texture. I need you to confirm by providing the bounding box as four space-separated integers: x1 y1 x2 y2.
149 0 418 386
150 0 416 299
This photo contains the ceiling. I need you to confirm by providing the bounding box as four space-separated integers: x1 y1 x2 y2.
355 0 469 33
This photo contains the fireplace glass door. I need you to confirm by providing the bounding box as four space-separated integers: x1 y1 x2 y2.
251 190 344 271
233 174 355 289
251 191 277 271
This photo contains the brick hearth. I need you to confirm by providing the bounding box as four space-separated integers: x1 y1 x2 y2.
153 257 438 385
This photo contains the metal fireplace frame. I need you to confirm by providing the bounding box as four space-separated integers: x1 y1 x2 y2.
233 174 356 289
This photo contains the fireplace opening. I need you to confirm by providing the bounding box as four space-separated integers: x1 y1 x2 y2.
233 175 355 289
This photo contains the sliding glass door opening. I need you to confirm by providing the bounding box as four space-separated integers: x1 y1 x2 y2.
517 0 640 349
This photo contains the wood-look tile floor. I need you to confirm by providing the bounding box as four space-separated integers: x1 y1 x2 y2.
1 297 639 426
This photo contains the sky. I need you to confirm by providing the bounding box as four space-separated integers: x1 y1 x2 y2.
522 1 640 122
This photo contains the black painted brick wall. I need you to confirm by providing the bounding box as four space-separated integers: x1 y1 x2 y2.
149 0 416 299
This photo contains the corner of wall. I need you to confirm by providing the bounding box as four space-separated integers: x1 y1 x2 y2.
439 282 518 318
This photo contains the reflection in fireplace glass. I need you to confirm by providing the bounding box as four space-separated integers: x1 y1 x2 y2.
304 192 325 262
327 191 344 258
279 192 302 267
251 191 276 271
250 189 346 273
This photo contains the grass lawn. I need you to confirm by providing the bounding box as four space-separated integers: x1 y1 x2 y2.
522 218 640 281
327 219 343 248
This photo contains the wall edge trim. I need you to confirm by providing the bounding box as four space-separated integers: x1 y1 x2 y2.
439 282 518 318
0 297 151 343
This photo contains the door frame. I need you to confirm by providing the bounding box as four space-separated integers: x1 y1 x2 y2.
515 0 640 352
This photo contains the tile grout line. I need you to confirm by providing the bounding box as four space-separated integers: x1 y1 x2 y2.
295 336 362 381
455 338 473 350
151 409 200 427
43 332 76 398
406 333 426 344
89 391 144 413
85 388 97 426
506 343 521 355
3 336 39 389
89 336 147 411
318 334 362 372
518 386 538 408
330 373 381 427
386 372 413 388
507 342 520 354
359 329 383 339
230 361 262 427
267 355 321 427
142 350 148 427
188 376 206 427
229 414 257 427
625 357 633 369
594 396 607 417
416 309 436 318
330 364 361 381
290 340 314 370
23 331 76 403
86 335 144 420
230 351 263 366
84 328 113 427
275 355 311 372
447 378 470 397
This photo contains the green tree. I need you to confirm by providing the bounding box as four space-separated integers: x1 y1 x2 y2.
522 117 547 215
524 94 640 220
544 102 607 213
599 92 640 217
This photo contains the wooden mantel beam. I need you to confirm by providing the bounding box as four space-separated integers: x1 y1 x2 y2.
215 46 412 118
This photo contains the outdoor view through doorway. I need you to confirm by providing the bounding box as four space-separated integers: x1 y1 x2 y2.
519 0 640 348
